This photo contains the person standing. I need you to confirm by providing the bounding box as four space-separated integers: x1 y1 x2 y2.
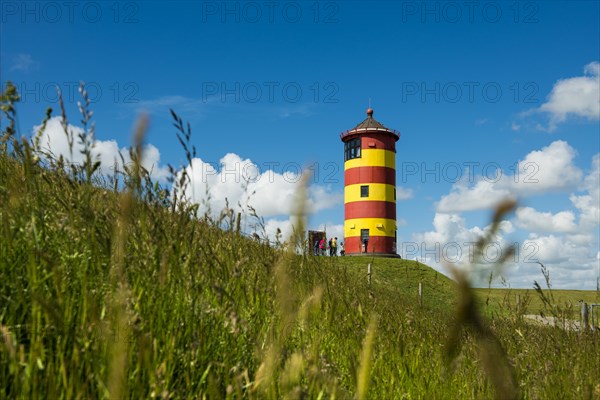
319 237 325 256
331 237 338 256
340 241 345 256
328 238 333 256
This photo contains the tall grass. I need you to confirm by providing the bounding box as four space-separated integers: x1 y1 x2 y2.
1 82 599 399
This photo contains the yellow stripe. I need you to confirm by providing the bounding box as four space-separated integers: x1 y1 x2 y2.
344 149 396 170
345 183 396 203
344 218 397 238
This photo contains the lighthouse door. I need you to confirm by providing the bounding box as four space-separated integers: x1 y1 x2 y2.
360 229 370 253
360 229 370 242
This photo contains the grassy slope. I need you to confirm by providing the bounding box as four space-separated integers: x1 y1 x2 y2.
2 148 600 399
333 256 456 312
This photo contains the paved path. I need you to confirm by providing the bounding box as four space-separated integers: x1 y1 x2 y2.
523 315 582 331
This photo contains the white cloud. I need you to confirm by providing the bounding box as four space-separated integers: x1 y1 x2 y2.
174 154 342 240
511 233 600 288
396 186 414 200
436 179 512 213
134 95 212 117
264 218 297 244
430 144 598 288
511 140 582 195
33 116 170 182
423 147 600 288
10 53 36 72
515 207 577 233
277 103 315 118
314 223 344 243
409 210 598 289
569 154 600 230
537 61 600 131
409 213 513 271
437 140 582 213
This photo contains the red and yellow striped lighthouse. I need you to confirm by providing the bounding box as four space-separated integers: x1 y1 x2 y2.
341 108 400 256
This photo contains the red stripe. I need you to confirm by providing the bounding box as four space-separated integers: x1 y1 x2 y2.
345 166 396 185
344 236 397 255
360 134 397 151
345 201 396 220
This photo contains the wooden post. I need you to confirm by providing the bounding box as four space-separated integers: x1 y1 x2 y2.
516 294 520 314
418 282 423 307
367 263 371 285
581 302 589 331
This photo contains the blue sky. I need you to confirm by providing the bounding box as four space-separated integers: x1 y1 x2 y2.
2 1 599 289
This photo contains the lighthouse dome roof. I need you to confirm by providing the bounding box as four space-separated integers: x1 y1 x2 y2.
341 108 400 141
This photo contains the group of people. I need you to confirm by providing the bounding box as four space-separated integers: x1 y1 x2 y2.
313 237 344 256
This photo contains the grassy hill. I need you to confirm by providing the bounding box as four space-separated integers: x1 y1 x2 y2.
1 90 599 398
332 256 456 312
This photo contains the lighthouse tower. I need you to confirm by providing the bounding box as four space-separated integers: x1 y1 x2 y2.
341 108 400 256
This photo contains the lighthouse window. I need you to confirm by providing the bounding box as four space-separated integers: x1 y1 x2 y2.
360 185 369 198
344 138 361 161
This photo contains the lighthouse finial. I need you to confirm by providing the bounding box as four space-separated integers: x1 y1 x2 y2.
367 98 373 117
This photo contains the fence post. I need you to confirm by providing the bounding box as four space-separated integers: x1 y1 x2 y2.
581 302 589 331
367 263 371 285
516 294 520 314
418 282 423 307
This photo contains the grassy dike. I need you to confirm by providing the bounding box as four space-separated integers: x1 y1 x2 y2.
1 85 599 398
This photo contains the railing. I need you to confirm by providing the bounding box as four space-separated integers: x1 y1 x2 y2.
340 127 400 140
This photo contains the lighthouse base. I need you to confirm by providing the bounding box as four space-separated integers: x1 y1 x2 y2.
344 236 397 255
344 252 401 258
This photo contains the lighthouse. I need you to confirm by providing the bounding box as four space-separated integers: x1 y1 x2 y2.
341 108 400 256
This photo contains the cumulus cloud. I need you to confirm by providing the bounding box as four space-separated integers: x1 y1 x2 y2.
569 154 600 230
396 186 414 200
436 179 512 213
174 153 343 242
264 218 297 244
33 116 170 182
34 118 342 244
536 61 600 131
409 210 598 289
515 207 577 233
417 143 599 288
177 153 341 216
508 233 600 289
511 140 582 194
409 213 513 271
437 140 582 213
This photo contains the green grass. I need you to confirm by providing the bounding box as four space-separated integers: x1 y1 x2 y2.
475 288 600 318
330 256 456 312
1 83 599 399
